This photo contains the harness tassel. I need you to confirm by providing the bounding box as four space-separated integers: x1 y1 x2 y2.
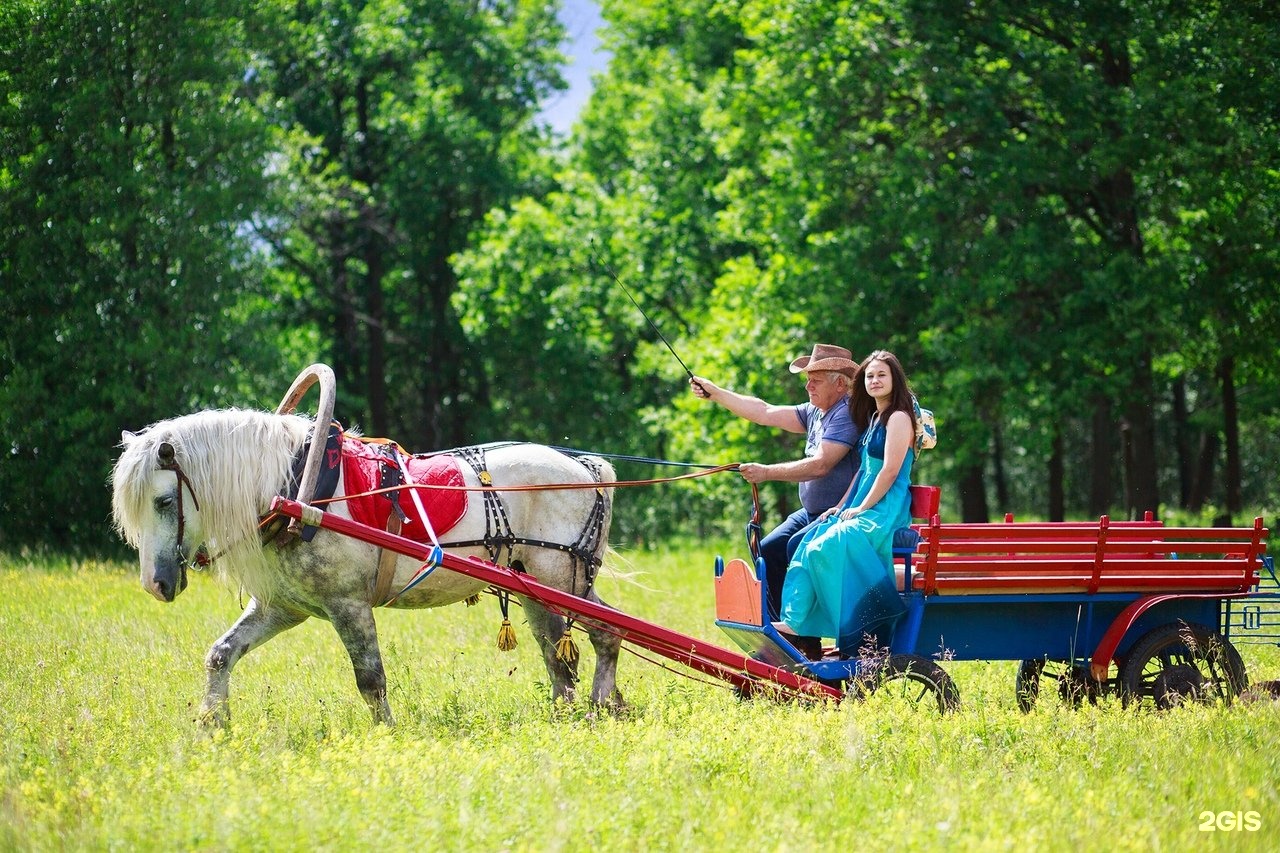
555 627 579 664
465 593 481 606
496 617 519 651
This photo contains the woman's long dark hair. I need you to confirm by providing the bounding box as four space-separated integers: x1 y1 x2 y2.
849 349 917 438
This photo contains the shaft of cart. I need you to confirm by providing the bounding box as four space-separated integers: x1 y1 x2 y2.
269 497 842 702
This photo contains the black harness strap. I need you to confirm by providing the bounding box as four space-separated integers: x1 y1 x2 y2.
158 456 200 569
448 446 608 576
449 447 611 637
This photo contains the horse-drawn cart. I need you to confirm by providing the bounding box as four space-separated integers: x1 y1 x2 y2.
715 486 1278 711
270 483 1278 713
114 364 1279 720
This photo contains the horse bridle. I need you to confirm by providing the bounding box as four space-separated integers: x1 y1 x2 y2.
157 445 207 570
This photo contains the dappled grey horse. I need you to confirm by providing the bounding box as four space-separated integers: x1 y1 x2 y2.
111 407 621 726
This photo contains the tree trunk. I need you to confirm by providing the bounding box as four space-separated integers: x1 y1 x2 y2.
992 423 1010 512
1048 426 1064 522
1122 353 1160 520
958 460 989 523
1187 431 1218 511
1095 37 1159 520
1088 397 1114 518
1171 376 1191 507
1220 355 1241 520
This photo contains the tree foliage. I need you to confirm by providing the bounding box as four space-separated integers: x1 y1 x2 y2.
3 0 1277 551
0 0 288 548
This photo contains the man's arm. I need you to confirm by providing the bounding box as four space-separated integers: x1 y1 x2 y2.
689 376 804 432
738 440 852 484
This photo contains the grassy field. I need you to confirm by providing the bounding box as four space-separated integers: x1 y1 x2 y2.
3 545 1280 851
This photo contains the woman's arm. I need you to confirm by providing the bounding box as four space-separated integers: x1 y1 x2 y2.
839 410 912 519
814 464 862 521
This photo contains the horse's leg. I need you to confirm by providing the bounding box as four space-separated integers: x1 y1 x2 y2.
326 600 395 726
584 589 626 711
520 599 578 703
201 598 307 729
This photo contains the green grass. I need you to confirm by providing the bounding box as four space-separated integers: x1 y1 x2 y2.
3 546 1280 851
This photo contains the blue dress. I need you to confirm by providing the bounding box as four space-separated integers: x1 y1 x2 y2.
780 413 914 653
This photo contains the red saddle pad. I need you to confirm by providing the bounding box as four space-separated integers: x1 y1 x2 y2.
340 437 468 541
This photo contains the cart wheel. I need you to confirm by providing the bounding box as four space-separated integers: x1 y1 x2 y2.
1016 659 1101 711
857 654 960 713
1015 659 1044 712
1119 622 1247 709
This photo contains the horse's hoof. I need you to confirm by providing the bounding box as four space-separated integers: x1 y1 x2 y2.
196 706 229 731
592 690 627 715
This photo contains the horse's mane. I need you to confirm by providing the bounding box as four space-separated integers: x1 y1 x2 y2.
111 408 315 599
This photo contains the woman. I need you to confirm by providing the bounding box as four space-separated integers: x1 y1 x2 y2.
779 350 917 657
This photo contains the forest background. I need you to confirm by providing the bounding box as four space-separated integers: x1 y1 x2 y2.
3 0 1278 552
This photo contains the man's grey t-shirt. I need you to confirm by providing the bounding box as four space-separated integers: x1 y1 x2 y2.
795 397 859 515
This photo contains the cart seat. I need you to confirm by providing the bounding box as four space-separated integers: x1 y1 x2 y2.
893 485 939 591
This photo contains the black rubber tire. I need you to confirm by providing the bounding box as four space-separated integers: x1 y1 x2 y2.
1015 659 1044 713
1119 621 1248 709
858 653 960 713
1017 658 1103 711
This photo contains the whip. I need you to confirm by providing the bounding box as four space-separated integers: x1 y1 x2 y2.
588 242 707 395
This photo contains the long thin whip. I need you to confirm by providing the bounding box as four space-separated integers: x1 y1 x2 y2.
588 243 704 392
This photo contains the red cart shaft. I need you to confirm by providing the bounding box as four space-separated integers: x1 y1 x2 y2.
269 497 842 701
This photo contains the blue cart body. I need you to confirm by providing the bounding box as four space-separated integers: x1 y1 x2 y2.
715 545 1278 690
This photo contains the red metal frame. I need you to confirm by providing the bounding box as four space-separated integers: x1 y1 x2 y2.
1088 590 1254 680
269 497 843 702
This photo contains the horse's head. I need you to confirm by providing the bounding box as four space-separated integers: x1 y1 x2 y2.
113 431 206 602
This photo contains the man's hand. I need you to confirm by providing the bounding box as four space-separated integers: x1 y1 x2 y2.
689 376 715 399
738 462 769 483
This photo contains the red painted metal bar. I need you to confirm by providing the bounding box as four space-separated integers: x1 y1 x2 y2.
1088 515 1109 595
1089 590 1254 681
269 497 842 702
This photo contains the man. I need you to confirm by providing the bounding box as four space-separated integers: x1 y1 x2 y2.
690 343 861 620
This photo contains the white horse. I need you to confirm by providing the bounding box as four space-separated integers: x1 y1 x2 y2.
111 408 622 727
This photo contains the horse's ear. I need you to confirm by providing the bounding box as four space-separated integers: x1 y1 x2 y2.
157 442 176 467
121 430 136 445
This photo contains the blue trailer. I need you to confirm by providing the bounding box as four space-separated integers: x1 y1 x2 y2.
715 486 1277 711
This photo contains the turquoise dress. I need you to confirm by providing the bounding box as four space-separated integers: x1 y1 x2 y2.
781 412 914 653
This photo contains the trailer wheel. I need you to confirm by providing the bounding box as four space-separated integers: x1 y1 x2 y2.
1016 659 1101 712
1015 659 1044 712
856 654 960 713
1119 622 1247 709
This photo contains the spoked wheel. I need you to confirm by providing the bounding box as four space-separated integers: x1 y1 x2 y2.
1119 622 1247 709
1016 659 1102 712
855 653 960 713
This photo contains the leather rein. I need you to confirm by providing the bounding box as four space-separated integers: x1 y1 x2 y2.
172 452 748 572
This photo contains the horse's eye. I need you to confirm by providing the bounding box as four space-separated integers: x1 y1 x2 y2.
154 495 175 512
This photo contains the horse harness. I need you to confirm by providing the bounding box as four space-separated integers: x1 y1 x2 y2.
177 425 610 611
261 428 608 606
370 444 609 606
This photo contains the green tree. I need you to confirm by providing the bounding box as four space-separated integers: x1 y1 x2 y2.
0 0 287 549
251 0 566 448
